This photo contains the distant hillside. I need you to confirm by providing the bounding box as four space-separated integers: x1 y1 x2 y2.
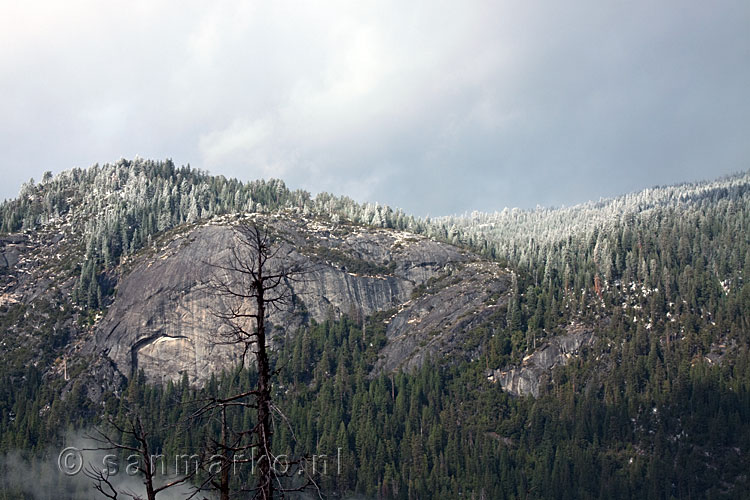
1 160 749 498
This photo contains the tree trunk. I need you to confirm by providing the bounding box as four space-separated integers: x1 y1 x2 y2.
256 250 274 499
220 405 230 500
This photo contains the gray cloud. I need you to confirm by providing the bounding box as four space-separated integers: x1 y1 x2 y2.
1 0 748 215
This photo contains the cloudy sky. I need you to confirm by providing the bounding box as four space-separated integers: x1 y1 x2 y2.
1 1 748 215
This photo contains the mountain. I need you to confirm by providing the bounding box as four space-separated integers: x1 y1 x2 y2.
89 213 509 387
1 159 749 499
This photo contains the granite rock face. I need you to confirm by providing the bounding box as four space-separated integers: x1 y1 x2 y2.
491 324 596 397
374 261 510 374
0 235 25 270
90 214 510 385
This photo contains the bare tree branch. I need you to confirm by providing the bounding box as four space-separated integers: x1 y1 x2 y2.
196 219 318 499
85 411 202 500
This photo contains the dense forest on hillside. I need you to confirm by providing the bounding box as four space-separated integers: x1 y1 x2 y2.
1 160 749 498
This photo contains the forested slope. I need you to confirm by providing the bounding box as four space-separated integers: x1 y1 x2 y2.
0 160 749 498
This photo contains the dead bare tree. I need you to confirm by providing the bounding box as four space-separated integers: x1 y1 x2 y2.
201 219 312 499
84 463 123 500
86 218 316 499
86 411 200 500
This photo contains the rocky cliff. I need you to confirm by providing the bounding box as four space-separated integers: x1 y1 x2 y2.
490 323 596 397
89 213 511 385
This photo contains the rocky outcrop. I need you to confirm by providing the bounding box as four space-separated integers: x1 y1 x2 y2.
0 235 25 270
491 324 596 397
375 261 509 373
0 228 77 306
90 214 508 385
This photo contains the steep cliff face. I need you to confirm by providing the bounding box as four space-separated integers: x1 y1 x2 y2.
90 213 510 385
375 261 510 373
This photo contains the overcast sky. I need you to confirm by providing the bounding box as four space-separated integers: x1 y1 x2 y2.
1 1 748 215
